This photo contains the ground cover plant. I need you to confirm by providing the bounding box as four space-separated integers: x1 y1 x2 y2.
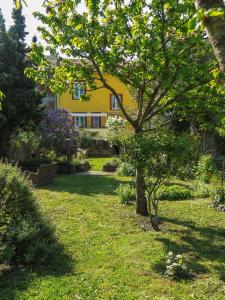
1 174 225 299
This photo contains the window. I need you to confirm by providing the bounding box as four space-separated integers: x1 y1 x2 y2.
110 94 122 110
74 116 87 128
92 116 101 128
73 82 85 100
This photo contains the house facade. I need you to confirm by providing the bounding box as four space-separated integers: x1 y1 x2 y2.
54 73 135 129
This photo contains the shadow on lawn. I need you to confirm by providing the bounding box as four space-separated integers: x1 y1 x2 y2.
154 216 225 280
0 242 74 300
40 174 131 196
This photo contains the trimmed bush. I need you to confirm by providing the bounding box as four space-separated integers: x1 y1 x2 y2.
117 162 136 176
0 162 58 269
116 183 136 204
102 158 120 172
157 185 192 200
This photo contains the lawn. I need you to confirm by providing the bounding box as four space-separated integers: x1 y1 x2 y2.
1 174 225 299
87 157 113 171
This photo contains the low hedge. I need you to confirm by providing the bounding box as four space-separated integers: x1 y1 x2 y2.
157 184 192 200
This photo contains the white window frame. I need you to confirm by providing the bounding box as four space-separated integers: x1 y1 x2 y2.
75 116 86 128
111 94 122 110
92 116 100 128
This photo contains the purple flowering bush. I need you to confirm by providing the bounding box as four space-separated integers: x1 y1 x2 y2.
39 109 78 159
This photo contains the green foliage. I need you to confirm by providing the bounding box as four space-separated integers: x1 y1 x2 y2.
1 174 225 298
79 131 94 149
103 158 120 172
9 129 40 160
117 162 136 177
124 130 190 178
212 187 225 207
157 185 192 201
164 251 190 280
188 7 224 33
76 148 88 160
192 181 213 199
43 149 57 161
0 8 43 157
19 157 52 172
195 154 216 183
26 0 224 136
116 183 136 205
0 162 58 267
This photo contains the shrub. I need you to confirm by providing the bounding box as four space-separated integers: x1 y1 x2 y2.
157 185 192 200
195 154 216 183
176 165 195 180
19 157 52 172
0 162 58 268
39 109 78 158
77 148 88 160
212 187 225 211
116 183 136 204
192 181 213 198
73 159 90 172
102 158 120 172
79 131 94 149
9 129 40 161
57 161 76 174
117 162 136 176
164 251 190 280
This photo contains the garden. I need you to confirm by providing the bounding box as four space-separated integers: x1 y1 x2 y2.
1 0 225 299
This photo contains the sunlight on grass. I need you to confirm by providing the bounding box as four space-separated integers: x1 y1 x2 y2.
1 175 225 299
88 157 113 171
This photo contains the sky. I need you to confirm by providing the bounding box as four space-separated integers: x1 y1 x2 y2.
0 0 46 44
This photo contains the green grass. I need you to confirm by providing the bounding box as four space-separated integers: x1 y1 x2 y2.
1 174 225 299
88 157 113 171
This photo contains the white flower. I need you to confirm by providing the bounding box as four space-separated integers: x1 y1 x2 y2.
171 263 179 267
167 251 173 257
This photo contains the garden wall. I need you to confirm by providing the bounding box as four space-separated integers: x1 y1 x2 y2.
25 163 58 186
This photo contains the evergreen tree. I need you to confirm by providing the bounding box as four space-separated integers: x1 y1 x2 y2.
0 8 42 157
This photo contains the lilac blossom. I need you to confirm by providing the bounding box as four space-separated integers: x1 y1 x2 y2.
39 109 79 157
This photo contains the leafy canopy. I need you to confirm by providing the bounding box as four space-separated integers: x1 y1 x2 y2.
26 0 223 130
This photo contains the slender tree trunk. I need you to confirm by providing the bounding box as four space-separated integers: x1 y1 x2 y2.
148 191 160 231
136 165 148 216
134 127 148 216
195 0 225 72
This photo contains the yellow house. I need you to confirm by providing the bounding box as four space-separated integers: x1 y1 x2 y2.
54 73 135 129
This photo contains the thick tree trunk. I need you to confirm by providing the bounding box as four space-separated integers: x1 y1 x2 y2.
136 165 148 216
195 0 225 72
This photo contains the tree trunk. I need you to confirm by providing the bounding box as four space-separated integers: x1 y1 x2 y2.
195 0 225 72
134 126 148 216
136 165 148 216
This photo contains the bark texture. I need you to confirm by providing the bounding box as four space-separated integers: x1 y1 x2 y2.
195 0 225 72
136 166 148 216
